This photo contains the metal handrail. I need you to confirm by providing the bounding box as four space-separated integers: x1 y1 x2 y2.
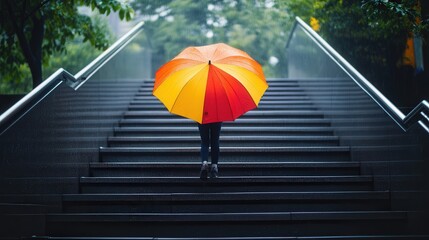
288 16 429 134
0 21 144 135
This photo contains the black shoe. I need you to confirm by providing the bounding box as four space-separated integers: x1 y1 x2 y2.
200 162 209 180
210 165 219 178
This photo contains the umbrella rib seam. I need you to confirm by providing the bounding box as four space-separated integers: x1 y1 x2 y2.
170 66 208 123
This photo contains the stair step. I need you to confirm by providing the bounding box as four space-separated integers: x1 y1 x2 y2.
138 91 309 97
138 91 366 97
99 146 350 162
126 105 382 113
44 211 409 237
332 126 403 136
138 86 367 93
100 146 350 162
128 105 319 111
135 96 314 101
62 191 390 213
118 118 332 127
139 86 306 92
79 175 372 193
107 136 339 147
89 162 360 177
321 110 387 118
123 110 326 119
130 99 374 106
130 100 317 105
134 95 370 101
66 191 388 202
113 126 336 137
29 235 429 240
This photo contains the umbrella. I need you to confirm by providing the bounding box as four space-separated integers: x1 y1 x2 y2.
153 43 268 124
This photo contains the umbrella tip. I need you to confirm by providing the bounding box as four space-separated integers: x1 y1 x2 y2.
208 60 211 65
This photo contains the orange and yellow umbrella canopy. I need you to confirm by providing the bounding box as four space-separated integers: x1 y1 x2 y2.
153 43 268 124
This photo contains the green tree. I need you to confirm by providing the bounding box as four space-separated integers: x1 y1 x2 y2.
313 0 429 105
43 38 104 80
0 0 134 91
276 0 317 22
133 0 304 77
363 0 428 37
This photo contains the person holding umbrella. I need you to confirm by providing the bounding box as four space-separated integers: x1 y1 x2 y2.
153 43 268 180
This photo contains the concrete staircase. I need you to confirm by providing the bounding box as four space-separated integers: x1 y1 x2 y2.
37 78 422 239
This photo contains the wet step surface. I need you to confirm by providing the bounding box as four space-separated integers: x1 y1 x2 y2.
38 78 421 238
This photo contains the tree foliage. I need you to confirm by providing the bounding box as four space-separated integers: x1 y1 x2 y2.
312 0 428 105
313 1 407 88
43 38 105 80
363 0 428 37
0 0 134 93
133 0 309 78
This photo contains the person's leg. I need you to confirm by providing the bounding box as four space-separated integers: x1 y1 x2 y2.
209 122 222 178
209 122 222 164
198 123 210 163
198 123 210 179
